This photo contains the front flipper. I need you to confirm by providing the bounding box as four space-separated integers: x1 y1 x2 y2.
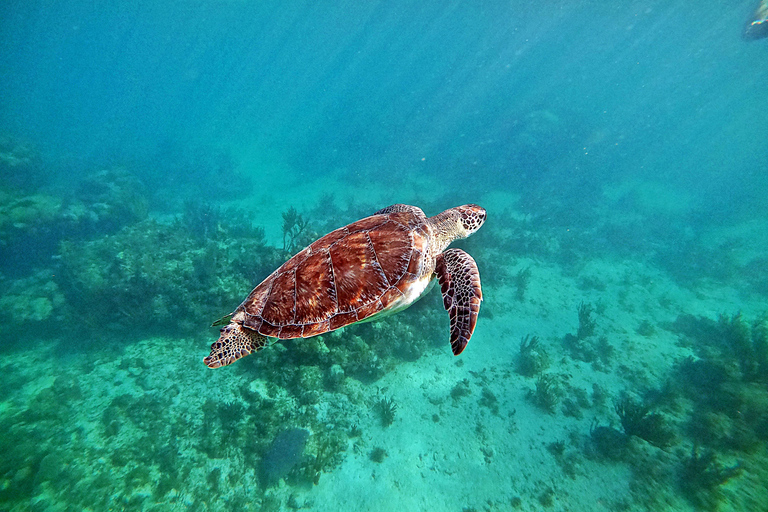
205 322 269 368
435 248 483 355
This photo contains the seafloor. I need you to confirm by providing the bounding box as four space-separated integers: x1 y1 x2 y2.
1 158 767 512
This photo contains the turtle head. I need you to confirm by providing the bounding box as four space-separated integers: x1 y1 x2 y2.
454 204 487 237
205 322 268 368
432 204 487 246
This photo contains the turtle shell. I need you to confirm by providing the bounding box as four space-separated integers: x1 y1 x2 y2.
236 210 430 339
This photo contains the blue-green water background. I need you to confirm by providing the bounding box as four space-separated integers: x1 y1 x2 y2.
3 0 767 203
1 1 768 511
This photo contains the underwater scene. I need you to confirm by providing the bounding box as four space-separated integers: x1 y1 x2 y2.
1 0 767 511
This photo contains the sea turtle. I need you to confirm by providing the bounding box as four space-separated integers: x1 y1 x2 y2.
205 203 487 368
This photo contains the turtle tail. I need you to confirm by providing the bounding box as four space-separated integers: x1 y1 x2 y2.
204 322 268 368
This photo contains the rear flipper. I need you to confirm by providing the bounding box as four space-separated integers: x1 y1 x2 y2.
205 322 268 368
435 248 483 355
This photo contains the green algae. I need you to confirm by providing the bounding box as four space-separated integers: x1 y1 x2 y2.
614 395 675 449
516 334 549 377
680 447 743 511
528 374 562 414
1 165 764 512
374 395 398 427
58 215 281 336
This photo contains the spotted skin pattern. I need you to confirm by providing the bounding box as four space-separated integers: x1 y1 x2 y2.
206 204 486 368
435 249 482 355
204 323 269 368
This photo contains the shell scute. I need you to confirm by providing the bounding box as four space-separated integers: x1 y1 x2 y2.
278 324 303 338
309 227 348 251
241 275 274 318
347 214 388 233
406 249 423 276
302 320 330 337
329 310 359 330
259 320 281 337
328 230 390 313
380 286 406 306
356 300 384 319
389 210 426 230
235 210 425 339
294 248 336 324
368 223 413 285
279 247 310 273
261 270 297 325
242 315 263 332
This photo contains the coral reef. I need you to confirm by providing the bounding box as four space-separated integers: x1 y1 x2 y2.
717 312 768 382
671 313 768 453
576 301 596 340
0 328 365 511
0 167 152 278
514 266 532 301
563 333 614 368
680 447 742 510
588 421 629 461
299 431 346 485
0 270 66 332
326 333 386 383
451 378 472 400
0 136 44 189
560 386 591 420
528 374 561 414
516 334 549 377
374 395 398 427
614 395 675 448
321 300 443 383
369 447 388 463
0 191 64 275
72 168 148 234
2 184 767 512
0 192 61 239
58 215 281 336
561 302 614 369
281 206 311 253
180 200 224 241
636 319 656 337
478 386 500 415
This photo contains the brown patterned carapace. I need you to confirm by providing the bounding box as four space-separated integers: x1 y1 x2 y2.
241 211 428 339
205 204 486 368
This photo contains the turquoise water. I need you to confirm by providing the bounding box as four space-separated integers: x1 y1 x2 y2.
1 1 767 511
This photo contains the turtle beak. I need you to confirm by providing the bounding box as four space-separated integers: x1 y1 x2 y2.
477 207 487 225
459 204 486 233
